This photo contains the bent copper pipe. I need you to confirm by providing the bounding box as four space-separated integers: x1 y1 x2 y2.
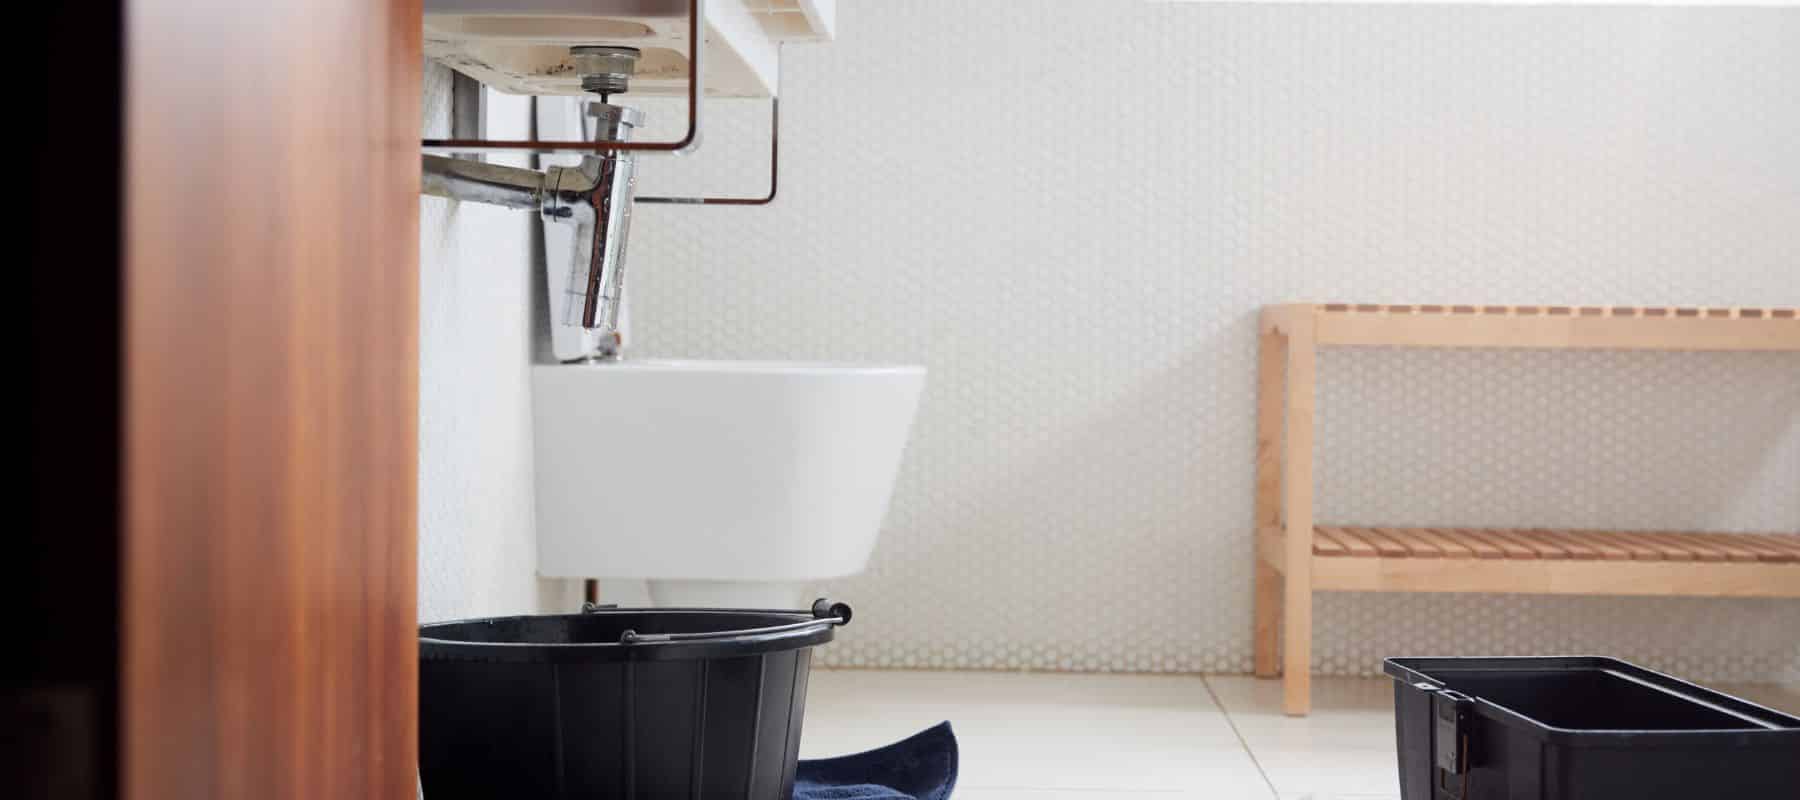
636 95 778 206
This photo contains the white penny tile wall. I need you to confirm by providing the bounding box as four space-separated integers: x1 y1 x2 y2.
419 62 578 623
618 3 1800 680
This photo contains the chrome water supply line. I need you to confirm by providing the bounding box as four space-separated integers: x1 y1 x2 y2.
421 90 643 360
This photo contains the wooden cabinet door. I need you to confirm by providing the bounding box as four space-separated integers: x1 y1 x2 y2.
123 1 421 798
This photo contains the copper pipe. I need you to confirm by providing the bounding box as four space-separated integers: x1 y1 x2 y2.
635 94 778 206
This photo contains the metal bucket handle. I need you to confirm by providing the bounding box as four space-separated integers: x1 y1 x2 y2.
584 598 853 646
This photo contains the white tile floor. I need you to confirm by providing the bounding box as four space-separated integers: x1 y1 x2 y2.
799 670 1800 800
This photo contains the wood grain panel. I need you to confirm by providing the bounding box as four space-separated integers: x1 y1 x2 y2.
123 2 421 799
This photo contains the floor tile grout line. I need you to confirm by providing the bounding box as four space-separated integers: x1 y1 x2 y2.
1201 674 1281 800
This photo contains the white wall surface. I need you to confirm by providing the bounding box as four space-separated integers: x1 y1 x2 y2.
623 3 1800 680
418 62 577 623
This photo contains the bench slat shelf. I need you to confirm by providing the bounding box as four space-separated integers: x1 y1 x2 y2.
1275 302 1800 351
1251 302 1800 716
1258 526 1800 597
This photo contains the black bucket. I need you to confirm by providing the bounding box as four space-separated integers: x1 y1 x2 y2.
1385 656 1800 800
419 600 852 800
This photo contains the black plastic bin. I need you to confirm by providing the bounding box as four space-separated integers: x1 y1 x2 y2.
419 601 852 800
1385 656 1800 800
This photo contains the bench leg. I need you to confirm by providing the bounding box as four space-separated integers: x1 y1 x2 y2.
1254 321 1287 678
1278 312 1316 716
1253 559 1280 677
1282 578 1312 715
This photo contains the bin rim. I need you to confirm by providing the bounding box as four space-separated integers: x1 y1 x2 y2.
421 606 843 664
1383 655 1800 748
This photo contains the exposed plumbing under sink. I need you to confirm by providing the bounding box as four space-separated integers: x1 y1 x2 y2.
423 62 645 361
420 0 800 362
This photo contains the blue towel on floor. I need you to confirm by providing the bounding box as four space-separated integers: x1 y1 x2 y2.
793 722 958 800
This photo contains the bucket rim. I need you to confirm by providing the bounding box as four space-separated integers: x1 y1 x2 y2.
420 607 840 663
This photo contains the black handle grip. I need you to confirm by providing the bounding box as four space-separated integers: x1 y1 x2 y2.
811 598 853 626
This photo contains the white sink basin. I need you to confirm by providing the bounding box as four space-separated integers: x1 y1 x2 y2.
531 359 925 605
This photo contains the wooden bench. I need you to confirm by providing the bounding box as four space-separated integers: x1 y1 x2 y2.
1253 303 1800 715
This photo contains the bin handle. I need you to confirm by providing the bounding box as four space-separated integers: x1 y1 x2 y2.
1416 683 1475 800
609 599 853 646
